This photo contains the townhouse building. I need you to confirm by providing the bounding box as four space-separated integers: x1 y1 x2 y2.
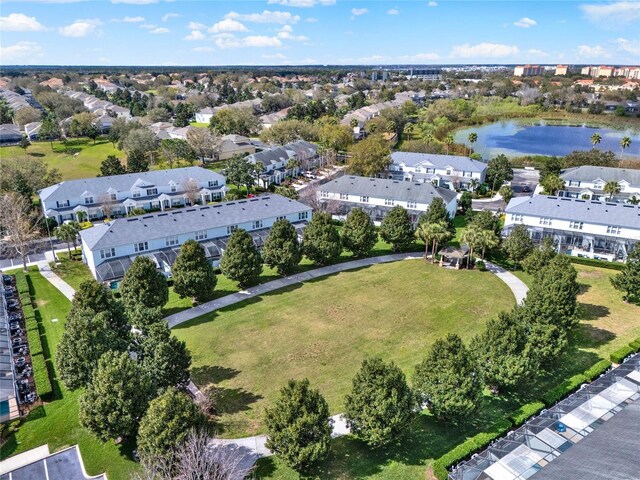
246 141 319 188
558 166 640 203
39 167 226 225
504 195 640 262
388 152 487 190
79 194 312 284
318 175 458 224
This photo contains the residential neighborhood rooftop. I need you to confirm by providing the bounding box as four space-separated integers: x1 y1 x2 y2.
390 151 487 172
561 165 640 185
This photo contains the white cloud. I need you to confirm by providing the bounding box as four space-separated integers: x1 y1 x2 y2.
215 34 282 49
277 25 308 41
225 10 300 24
139 23 157 29
513 17 536 28
527 48 549 58
209 18 248 33
111 16 145 23
407 52 440 61
427 1 438 6
451 42 519 58
387 9 399 15
351 8 368 16
0 41 43 61
188 21 206 30
193 46 214 52
184 30 205 41
615 37 640 56
161 13 180 22
305 17 318 22
581 1 640 28
0 13 46 31
149 27 170 34
267 0 335 6
263 53 287 59
58 18 102 37
577 44 611 58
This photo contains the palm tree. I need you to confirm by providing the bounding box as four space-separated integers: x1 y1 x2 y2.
628 195 640 205
478 229 500 259
54 223 80 259
541 174 565 195
469 178 480 192
498 185 514 208
405 123 415 140
461 223 484 269
415 221 452 263
590 132 602 148
443 135 454 155
467 132 478 156
286 158 300 178
620 136 631 157
603 180 621 200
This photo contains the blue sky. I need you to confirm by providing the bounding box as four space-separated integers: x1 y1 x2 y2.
1 0 639 66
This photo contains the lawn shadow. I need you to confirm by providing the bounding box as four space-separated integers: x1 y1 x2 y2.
24 405 46 422
577 283 591 295
0 432 18 457
579 303 610 321
574 323 616 349
28 152 45 157
215 387 262 415
191 365 240 384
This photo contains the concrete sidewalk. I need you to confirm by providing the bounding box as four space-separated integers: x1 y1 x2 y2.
37 262 76 301
485 261 529 305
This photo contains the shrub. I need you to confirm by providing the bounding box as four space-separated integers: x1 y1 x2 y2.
32 354 53 400
432 460 449 480
27 328 43 356
542 373 587 406
15 274 29 296
584 360 612 381
610 345 635 364
629 337 640 352
475 260 487 271
25 317 38 332
568 257 624 271
509 401 545 426
21 304 35 321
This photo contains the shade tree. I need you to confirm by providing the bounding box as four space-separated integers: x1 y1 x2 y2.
262 219 303 276
220 229 263 287
172 240 217 303
302 212 342 265
341 207 377 257
379 206 414 253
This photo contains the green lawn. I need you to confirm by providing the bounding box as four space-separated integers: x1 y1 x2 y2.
0 269 139 480
173 260 516 438
1 138 124 180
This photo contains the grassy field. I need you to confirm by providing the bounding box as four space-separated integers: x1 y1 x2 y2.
0 138 124 180
0 269 139 480
173 260 516 438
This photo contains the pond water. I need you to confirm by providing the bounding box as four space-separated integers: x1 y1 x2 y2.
454 120 640 159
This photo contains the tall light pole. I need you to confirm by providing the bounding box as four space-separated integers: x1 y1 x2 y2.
41 201 57 263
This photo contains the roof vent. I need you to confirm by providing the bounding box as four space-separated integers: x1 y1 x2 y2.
186 209 196 212
142 215 153 219
127 218 138 222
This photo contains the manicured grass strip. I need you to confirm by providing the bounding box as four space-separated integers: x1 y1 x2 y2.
568 257 625 271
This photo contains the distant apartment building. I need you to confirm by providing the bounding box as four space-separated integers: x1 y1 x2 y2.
246 141 319 188
39 167 226 224
555 65 569 76
514 65 545 77
614 66 640 80
406 68 442 81
581 65 615 78
504 195 640 262
558 166 640 203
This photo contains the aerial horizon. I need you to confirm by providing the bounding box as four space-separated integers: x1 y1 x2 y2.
1 0 639 66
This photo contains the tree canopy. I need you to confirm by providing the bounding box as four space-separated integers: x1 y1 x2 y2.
611 246 640 303
172 239 217 303
262 219 303 276
220 229 263 287
120 256 169 311
347 134 391 177
380 206 414 252
341 207 377 257
302 212 342 265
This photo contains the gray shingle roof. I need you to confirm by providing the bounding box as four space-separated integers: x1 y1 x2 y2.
247 147 294 167
80 194 310 251
561 165 640 186
321 175 458 204
39 167 225 203
390 151 487 173
505 195 640 229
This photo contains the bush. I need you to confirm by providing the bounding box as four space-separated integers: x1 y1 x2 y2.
432 460 449 480
509 401 545 426
15 274 29 296
610 345 635 364
629 337 640 352
27 328 43 356
25 317 38 332
542 373 587 406
21 304 35 321
584 360 612 381
568 257 625 271
475 260 487 271
32 354 53 400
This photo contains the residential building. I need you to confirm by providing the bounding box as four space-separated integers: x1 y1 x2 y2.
0 88 31 112
246 141 319 188
217 134 256 161
558 165 640 203
388 151 487 190
503 195 640 261
79 194 312 284
195 106 215 124
555 65 569 76
0 444 106 479
24 121 42 141
39 166 226 225
319 175 458 224
514 65 545 77
582 65 615 78
0 124 22 144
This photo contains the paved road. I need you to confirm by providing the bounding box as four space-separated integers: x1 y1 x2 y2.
472 168 540 212
0 238 66 270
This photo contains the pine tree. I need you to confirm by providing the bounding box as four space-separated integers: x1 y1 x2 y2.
611 246 640 303
522 237 557 274
70 279 117 315
302 212 342 265
99 155 126 177
79 351 153 441
172 240 217 303
341 207 377 257
265 379 333 469
379 205 414 252
420 197 451 228
120 256 169 310
262 219 302 276
413 334 482 421
220 229 263 287
344 358 416 447
137 388 205 461
503 224 534 268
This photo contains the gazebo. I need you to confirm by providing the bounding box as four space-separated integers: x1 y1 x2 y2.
438 245 470 269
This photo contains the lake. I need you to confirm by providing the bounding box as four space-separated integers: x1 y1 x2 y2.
454 120 640 159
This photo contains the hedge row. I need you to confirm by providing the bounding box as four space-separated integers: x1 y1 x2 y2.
542 373 587 406
584 360 612 381
31 354 53 400
21 304 35 321
568 257 625 271
629 338 640 352
14 272 30 296
509 401 546 426
610 345 636 364
26 328 43 356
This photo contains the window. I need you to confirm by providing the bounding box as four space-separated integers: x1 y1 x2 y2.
359 195 369 203
100 248 115 259
298 211 309 221
146 188 158 196
133 190 141 198
446 169 452 175
276 215 286 221
208 180 219 187
511 214 523 222
170 184 177 193
252 220 263 230
426 168 435 174
607 225 621 235
109 193 116 201
195 230 207 240
407 201 417 209
568 180 581 187
385 198 395 206
321 191 329 198
165 235 179 246
226 225 238 235
464 171 472 177
340 193 348 200
84 196 94 204
569 221 583 230
57 200 70 208
539 217 552 226
134 242 148 253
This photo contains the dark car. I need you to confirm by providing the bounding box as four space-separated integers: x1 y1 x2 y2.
521 184 531 193
2 275 12 286
3 287 15 298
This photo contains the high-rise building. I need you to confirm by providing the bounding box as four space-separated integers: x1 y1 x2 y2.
555 65 568 76
514 65 545 77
